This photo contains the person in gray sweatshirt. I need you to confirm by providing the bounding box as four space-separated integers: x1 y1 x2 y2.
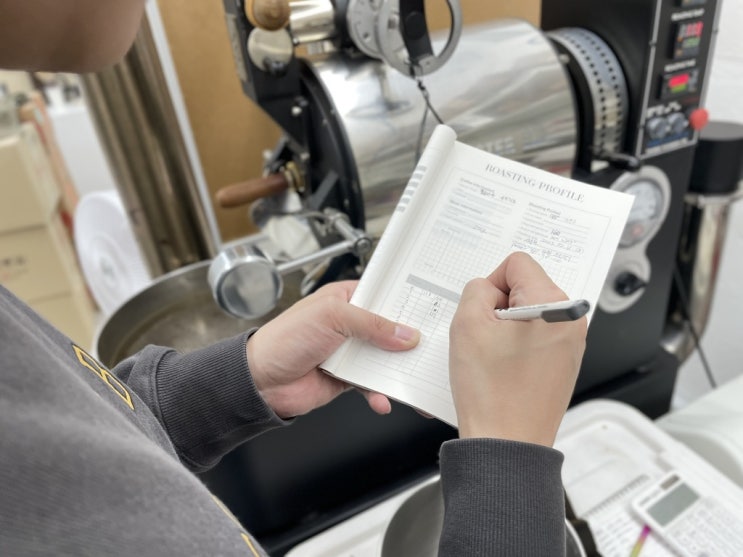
0 2 587 554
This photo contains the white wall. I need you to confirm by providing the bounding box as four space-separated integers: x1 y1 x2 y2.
704 0 743 124
0 70 33 94
674 0 743 405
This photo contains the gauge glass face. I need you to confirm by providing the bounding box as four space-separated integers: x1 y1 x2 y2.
620 179 664 247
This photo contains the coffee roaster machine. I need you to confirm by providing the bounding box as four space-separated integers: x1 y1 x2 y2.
201 0 722 552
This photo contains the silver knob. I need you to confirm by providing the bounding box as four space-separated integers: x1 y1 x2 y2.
645 116 669 141
208 243 283 320
667 112 688 136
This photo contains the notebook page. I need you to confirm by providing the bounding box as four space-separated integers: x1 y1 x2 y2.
323 126 632 425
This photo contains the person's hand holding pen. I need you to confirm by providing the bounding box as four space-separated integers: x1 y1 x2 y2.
448 251 588 446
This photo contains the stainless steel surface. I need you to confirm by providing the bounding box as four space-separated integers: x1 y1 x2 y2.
208 244 284 320
380 480 586 557
81 13 218 277
275 238 356 274
289 0 336 44
309 19 577 236
346 0 385 59
247 28 294 71
207 212 371 318
381 481 443 557
663 186 743 361
95 260 301 367
685 191 741 333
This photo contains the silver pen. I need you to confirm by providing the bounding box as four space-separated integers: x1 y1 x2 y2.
494 299 590 322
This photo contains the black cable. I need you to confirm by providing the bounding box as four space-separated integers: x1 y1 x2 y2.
414 103 428 163
413 77 443 162
672 264 717 389
415 77 443 124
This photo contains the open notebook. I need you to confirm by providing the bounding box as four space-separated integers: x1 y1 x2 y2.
323 125 633 426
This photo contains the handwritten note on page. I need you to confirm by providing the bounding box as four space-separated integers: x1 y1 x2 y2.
323 125 633 426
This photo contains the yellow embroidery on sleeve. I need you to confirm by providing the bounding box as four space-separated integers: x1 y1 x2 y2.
72 344 134 410
211 495 261 555
241 533 261 556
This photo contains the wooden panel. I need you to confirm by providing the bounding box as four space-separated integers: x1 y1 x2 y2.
155 1 281 241
433 0 539 27
155 0 540 240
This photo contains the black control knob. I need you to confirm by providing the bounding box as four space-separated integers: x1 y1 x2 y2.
614 271 647 296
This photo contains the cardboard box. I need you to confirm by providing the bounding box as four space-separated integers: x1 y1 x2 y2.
18 92 79 220
0 212 85 301
30 282 99 349
0 122 60 233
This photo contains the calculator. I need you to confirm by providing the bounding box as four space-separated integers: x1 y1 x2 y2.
631 471 743 557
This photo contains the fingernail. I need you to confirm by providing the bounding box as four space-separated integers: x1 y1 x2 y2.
394 324 418 342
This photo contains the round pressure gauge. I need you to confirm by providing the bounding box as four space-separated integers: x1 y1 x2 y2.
612 167 671 248
621 179 665 246
600 166 671 314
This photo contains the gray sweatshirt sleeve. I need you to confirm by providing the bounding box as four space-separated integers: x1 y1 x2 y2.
112 331 288 472
438 438 566 556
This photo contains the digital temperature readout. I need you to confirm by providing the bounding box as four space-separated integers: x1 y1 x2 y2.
674 20 704 59
661 69 699 99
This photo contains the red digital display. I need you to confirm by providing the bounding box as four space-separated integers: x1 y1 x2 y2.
674 20 704 59
679 21 704 39
661 69 699 99
669 74 689 89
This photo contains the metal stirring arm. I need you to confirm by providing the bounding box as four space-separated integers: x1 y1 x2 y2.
208 211 372 319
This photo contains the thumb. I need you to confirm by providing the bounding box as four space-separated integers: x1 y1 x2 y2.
337 304 420 351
